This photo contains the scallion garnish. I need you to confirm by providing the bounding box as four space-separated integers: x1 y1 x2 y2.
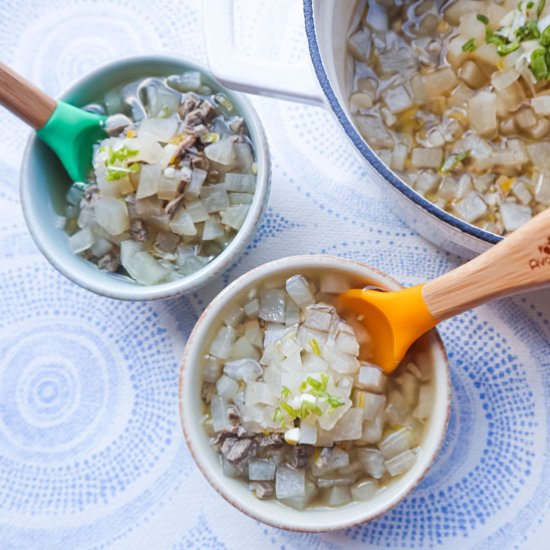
462 38 477 52
477 14 489 25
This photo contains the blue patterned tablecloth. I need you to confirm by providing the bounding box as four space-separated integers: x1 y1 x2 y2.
1 1 549 548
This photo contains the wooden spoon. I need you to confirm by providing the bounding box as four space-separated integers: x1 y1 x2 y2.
0 62 107 181
337 208 550 373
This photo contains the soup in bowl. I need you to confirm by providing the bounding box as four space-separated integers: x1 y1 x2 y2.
180 256 450 531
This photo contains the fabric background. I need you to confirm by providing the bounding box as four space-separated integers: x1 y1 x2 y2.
0 1 549 548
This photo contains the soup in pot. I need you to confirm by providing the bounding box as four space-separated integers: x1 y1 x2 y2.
348 0 550 235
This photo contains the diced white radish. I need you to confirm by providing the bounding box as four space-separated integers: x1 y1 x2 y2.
229 336 260 361
123 250 169 285
299 422 317 445
378 427 414 459
69 226 95 253
225 173 256 192
360 392 386 421
216 375 239 399
411 148 443 169
357 448 386 479
532 96 550 116
356 365 385 393
245 382 274 406
276 465 305 499
211 395 230 432
361 414 384 444
351 479 378 501
413 384 433 422
157 175 179 200
209 326 236 359
203 356 221 383
221 205 249 230
249 459 276 481
224 358 262 382
169 210 197 236
205 138 236 166
333 408 363 441
322 347 359 374
185 200 209 223
186 168 207 198
259 289 287 323
319 272 351 294
302 353 328 373
202 216 225 240
126 136 163 164
335 330 360 356
90 237 112 258
201 184 229 213
281 352 303 372
326 486 351 506
304 305 334 332
139 117 178 142
468 92 497 137
95 197 130 235
285 275 315 307
385 449 417 477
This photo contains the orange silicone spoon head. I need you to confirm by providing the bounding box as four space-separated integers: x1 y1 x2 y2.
337 285 437 374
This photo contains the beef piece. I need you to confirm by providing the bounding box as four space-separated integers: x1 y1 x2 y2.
255 432 285 449
290 445 314 469
210 425 248 446
250 481 274 500
130 219 148 242
164 194 186 219
189 153 209 170
97 249 120 272
201 382 216 404
174 134 197 160
200 100 217 121
178 94 201 117
221 437 257 465
84 184 99 201
227 404 240 424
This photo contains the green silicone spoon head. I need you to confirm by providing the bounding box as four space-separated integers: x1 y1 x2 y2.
36 101 107 182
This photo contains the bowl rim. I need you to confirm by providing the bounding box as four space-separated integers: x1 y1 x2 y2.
179 255 451 532
302 0 502 248
19 53 270 301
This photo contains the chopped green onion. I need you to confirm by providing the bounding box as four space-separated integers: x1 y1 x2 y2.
540 25 550 46
531 48 549 80
462 38 477 52
440 152 469 174
477 14 489 24
497 39 521 56
538 0 546 17
281 402 298 419
319 372 329 391
516 20 540 40
281 386 292 399
272 407 286 427
310 338 321 356
306 376 321 390
486 28 506 47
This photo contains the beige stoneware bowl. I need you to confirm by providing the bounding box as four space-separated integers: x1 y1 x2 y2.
179 255 451 531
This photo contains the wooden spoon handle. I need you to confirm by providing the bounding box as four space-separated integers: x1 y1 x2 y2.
423 208 550 321
0 62 56 129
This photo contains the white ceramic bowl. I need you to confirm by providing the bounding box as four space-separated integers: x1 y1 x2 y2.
180 255 451 531
203 0 498 258
20 54 270 300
